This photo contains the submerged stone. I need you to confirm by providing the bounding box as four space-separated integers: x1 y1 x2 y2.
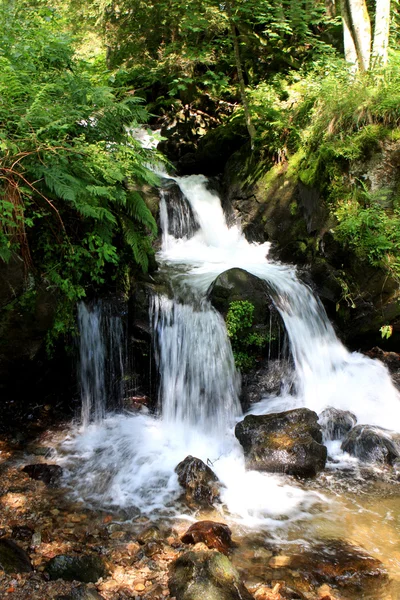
235 408 327 477
319 407 357 441
169 549 253 600
0 538 33 574
22 463 63 486
175 455 222 508
46 554 108 583
289 539 388 593
181 521 235 555
341 424 400 464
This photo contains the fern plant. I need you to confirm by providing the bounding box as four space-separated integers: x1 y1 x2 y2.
0 1 162 343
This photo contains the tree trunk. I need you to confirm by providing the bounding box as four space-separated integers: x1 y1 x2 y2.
340 0 359 71
341 0 371 71
372 0 391 67
226 1 256 149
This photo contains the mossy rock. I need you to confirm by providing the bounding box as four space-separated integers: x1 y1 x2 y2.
46 554 108 583
169 550 253 600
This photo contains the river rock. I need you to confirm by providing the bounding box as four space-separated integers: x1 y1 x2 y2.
289 539 388 594
0 538 33 573
341 424 400 464
318 407 357 441
175 455 222 508
235 408 327 477
181 521 234 555
169 549 254 600
46 554 108 583
22 463 63 486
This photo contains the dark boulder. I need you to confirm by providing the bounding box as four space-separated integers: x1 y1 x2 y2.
175 455 222 508
0 538 33 574
169 549 254 600
46 554 108 583
181 521 235 555
318 407 357 441
208 268 270 321
22 463 63 486
235 408 327 477
341 425 400 464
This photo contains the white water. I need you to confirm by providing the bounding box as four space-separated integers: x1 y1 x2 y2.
63 174 400 526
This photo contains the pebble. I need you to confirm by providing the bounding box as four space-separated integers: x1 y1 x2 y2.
135 582 146 591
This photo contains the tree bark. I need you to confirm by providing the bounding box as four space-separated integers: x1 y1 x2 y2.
226 0 256 149
341 0 371 71
340 0 359 71
372 0 391 67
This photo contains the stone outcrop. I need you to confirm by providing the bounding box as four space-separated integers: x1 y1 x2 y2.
235 408 327 477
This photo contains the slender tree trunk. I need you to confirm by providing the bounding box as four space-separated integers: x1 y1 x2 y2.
372 0 391 67
226 0 256 149
341 0 371 71
340 0 359 71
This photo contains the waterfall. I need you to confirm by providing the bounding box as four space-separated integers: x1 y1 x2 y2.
78 301 125 426
64 172 400 523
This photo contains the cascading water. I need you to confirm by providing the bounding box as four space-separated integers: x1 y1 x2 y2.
77 301 126 426
63 173 400 528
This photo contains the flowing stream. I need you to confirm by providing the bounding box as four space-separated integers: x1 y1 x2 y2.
62 174 400 553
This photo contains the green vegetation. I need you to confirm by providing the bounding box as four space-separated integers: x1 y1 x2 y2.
0 2 161 342
1 0 400 345
226 300 270 371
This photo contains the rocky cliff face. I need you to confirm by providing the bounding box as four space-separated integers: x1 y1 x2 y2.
221 144 400 348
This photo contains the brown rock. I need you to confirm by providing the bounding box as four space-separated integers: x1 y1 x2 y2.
181 521 235 555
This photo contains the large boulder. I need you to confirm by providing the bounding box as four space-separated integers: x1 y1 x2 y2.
235 408 327 477
175 455 222 508
0 538 33 574
169 550 254 600
318 407 357 441
341 425 400 464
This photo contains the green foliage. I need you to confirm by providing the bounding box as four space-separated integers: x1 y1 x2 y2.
226 300 271 371
0 1 162 343
380 324 393 339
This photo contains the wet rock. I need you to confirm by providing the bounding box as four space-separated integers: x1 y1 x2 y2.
242 360 295 406
138 525 164 544
181 521 235 555
169 549 253 600
319 407 357 441
22 463 63 486
341 424 400 464
290 539 388 593
175 455 222 508
46 554 108 583
235 408 327 477
11 525 34 541
0 538 33 573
